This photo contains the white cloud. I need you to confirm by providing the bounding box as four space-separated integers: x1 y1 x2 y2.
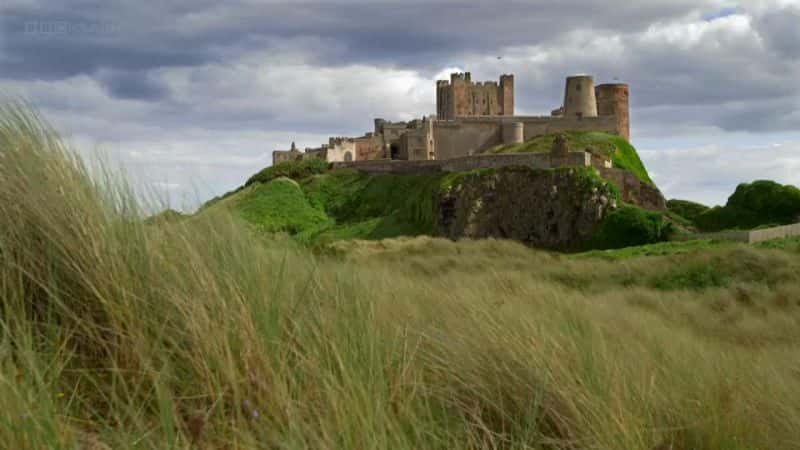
640 139 800 205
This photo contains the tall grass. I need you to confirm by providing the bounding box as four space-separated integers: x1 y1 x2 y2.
1 104 800 449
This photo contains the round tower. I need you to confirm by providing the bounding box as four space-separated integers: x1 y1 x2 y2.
502 122 524 145
563 75 598 119
595 83 630 140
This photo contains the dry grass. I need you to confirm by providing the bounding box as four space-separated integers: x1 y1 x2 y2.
1 104 800 449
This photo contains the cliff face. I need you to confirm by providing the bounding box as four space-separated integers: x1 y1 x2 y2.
437 166 619 250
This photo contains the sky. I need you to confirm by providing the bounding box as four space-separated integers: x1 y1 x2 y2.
1 0 799 210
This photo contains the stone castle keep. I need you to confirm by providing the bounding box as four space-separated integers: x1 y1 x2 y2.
273 73 630 165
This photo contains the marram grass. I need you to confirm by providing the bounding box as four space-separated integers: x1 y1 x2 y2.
1 104 800 449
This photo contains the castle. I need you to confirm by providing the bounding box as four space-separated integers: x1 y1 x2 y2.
273 73 630 165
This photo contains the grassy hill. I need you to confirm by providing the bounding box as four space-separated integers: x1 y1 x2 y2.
200 168 446 245
482 131 654 185
199 163 664 250
4 105 800 449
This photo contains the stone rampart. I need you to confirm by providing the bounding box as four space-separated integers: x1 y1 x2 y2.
331 152 591 175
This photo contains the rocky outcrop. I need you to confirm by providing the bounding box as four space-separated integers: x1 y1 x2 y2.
437 166 618 250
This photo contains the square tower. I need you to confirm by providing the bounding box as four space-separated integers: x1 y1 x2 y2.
436 72 515 120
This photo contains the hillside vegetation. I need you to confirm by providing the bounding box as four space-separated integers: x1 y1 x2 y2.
3 105 800 448
669 180 800 232
482 131 654 185
666 199 710 223
201 162 665 250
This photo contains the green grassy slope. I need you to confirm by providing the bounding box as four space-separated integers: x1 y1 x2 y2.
235 177 330 234
203 164 655 249
201 168 445 245
482 131 654 185
6 105 800 448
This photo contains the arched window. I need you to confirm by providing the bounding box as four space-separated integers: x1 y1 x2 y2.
344 151 353 162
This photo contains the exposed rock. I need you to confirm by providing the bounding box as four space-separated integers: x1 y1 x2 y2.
437 166 618 250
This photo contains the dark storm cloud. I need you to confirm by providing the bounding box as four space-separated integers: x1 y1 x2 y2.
96 70 169 100
1 0 711 80
754 4 800 58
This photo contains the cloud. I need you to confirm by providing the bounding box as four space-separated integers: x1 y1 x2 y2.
753 4 800 58
640 139 800 205
1 0 799 210
96 69 170 100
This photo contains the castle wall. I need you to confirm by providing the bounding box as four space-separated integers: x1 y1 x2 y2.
381 123 410 143
272 150 302 163
326 139 356 162
330 151 592 175
355 135 385 160
399 120 434 160
432 119 502 160
431 115 620 160
519 115 619 139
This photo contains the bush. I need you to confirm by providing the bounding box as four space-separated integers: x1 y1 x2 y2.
694 180 800 231
592 205 668 249
245 158 330 186
666 199 709 222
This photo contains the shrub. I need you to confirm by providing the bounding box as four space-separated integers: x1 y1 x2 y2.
591 205 668 249
694 180 800 231
666 199 709 222
245 158 330 186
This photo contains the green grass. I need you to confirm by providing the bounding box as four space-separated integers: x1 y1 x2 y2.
575 238 730 259
203 167 446 245
3 104 800 448
245 157 330 186
756 235 800 252
482 131 654 185
235 177 331 234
